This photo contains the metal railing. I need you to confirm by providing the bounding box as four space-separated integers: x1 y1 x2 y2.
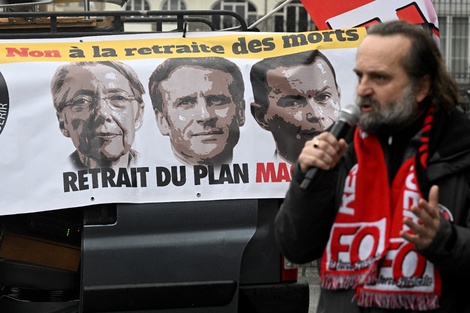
0 10 249 38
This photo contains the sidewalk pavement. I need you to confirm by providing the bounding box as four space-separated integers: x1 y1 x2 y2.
297 262 320 313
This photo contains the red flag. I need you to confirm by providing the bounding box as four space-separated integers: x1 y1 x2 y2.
300 0 372 30
301 0 438 36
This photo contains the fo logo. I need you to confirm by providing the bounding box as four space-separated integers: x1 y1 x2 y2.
0 71 9 136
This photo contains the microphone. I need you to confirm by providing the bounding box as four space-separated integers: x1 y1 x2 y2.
300 104 361 190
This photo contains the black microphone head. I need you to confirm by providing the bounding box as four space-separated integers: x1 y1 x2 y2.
338 104 360 126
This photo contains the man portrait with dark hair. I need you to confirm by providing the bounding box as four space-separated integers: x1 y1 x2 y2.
51 61 145 169
250 50 341 163
148 57 246 166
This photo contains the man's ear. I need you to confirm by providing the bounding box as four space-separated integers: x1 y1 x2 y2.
155 111 170 136
416 75 431 103
250 102 269 130
134 102 145 131
56 112 70 137
238 100 246 127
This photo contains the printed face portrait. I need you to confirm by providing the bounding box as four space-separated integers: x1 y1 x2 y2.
251 51 341 163
53 62 145 168
151 60 245 165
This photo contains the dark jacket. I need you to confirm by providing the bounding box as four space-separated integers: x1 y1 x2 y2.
275 107 470 313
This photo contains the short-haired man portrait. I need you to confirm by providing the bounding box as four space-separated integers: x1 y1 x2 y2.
148 57 246 166
250 50 341 163
51 61 145 169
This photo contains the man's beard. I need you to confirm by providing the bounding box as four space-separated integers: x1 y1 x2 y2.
356 85 418 135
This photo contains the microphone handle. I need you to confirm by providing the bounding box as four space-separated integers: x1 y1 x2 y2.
299 167 319 190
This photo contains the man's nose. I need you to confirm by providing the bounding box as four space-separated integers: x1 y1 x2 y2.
194 97 211 120
306 98 322 123
356 77 373 97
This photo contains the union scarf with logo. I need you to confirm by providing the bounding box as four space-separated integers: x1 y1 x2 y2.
320 106 441 310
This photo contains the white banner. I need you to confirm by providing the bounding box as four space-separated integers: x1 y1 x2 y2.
0 28 366 215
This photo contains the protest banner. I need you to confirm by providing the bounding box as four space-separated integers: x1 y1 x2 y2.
0 28 366 215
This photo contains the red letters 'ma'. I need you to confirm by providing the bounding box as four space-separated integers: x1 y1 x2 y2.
255 162 293 183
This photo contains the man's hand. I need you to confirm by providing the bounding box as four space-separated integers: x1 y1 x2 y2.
400 185 441 250
298 132 348 174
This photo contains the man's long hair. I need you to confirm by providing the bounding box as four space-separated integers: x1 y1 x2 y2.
368 20 459 112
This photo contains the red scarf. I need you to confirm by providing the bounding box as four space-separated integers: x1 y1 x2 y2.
320 107 441 310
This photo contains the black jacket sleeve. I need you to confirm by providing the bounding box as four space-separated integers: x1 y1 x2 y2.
419 172 470 279
274 163 339 264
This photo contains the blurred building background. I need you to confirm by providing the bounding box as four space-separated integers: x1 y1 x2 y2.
434 0 470 102
40 0 470 106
